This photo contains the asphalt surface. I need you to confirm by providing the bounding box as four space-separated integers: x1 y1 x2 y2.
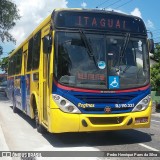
0 92 160 160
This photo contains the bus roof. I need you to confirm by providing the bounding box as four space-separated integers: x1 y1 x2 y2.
9 8 146 57
53 8 145 23
53 8 146 34
54 8 138 18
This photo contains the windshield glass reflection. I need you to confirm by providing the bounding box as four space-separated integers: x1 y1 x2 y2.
54 32 149 90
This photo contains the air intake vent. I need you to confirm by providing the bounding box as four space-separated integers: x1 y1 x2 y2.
75 94 137 104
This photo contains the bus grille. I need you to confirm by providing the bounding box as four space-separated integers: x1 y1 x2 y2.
89 117 124 125
83 107 130 112
75 94 137 104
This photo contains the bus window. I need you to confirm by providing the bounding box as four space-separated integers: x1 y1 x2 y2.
15 49 22 74
27 38 33 71
32 31 41 70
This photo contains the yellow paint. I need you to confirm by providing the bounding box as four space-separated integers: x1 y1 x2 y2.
8 8 151 134
48 101 152 133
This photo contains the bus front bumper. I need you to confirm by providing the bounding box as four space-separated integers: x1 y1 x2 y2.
49 102 152 133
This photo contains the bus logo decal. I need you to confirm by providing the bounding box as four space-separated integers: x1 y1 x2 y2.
104 106 111 113
78 103 95 108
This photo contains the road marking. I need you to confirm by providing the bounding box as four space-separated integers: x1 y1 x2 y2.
139 143 159 151
151 120 160 123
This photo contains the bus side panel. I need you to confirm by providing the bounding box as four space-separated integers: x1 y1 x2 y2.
26 74 31 116
14 76 22 110
21 75 26 111
7 77 14 101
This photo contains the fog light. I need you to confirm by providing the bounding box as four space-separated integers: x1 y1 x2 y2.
68 106 74 112
60 100 66 106
135 117 148 123
82 119 88 127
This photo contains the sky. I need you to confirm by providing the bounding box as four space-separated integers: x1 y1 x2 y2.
0 0 160 63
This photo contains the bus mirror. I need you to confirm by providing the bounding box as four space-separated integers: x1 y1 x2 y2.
148 39 154 53
43 35 52 54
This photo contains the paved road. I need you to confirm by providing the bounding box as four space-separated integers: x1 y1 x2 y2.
0 92 160 160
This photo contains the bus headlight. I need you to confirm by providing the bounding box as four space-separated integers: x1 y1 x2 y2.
52 94 81 113
132 95 151 112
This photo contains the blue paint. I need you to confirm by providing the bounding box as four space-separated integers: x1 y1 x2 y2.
14 76 22 109
21 75 26 111
25 74 31 115
109 76 120 89
7 74 30 114
52 83 150 114
7 77 14 101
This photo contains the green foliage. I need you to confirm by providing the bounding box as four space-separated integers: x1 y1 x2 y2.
151 62 160 91
0 56 9 72
150 45 160 91
0 49 14 73
153 44 160 61
0 0 20 53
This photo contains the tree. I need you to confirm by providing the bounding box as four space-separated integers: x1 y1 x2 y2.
0 0 20 53
151 62 160 91
150 44 160 90
0 56 9 72
153 44 160 61
0 49 14 73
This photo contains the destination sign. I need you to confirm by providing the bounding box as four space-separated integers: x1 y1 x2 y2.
54 11 146 33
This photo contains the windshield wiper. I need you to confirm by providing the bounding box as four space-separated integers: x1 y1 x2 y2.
79 29 98 68
119 33 130 64
116 33 130 73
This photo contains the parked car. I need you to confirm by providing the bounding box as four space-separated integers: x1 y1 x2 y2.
0 81 7 96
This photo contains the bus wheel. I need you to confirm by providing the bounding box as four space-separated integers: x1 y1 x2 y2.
35 109 46 134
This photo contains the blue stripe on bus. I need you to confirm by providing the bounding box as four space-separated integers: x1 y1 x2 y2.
7 75 30 115
52 83 150 114
21 75 26 111
26 74 31 115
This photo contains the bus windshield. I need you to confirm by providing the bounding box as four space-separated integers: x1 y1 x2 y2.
54 31 149 90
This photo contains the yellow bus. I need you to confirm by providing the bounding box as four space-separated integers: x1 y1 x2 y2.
7 8 154 133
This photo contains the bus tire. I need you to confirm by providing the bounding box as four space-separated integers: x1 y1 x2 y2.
35 109 46 134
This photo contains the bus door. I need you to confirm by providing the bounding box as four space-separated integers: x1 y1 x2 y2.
14 49 23 110
21 44 28 113
41 25 51 125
